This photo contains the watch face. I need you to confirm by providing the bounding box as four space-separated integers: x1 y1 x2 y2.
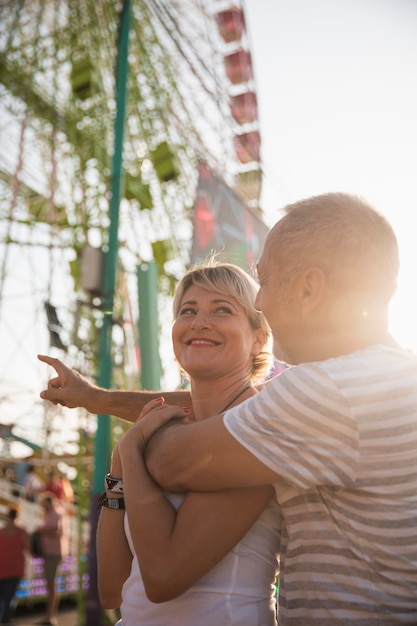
107 497 125 510
98 491 125 509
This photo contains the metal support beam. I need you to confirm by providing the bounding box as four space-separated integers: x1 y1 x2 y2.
138 262 162 390
86 2 131 624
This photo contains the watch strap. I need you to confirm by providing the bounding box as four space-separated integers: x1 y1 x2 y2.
97 491 125 510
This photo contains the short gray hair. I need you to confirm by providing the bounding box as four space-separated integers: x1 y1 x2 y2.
269 192 399 302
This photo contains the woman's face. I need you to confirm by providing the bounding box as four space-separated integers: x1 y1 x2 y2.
172 284 262 381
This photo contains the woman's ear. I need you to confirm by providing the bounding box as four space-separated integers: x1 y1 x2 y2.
251 327 268 356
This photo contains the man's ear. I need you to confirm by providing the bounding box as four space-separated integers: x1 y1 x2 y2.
299 267 326 314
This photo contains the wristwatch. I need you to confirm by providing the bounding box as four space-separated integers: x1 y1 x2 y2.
97 491 125 510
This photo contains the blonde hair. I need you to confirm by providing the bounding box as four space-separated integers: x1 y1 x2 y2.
173 261 272 382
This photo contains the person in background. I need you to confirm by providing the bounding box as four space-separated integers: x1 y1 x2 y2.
44 470 65 502
60 475 74 506
23 464 44 503
143 193 417 624
36 496 68 626
0 507 30 625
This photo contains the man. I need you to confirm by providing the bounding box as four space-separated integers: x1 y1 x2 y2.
39 193 417 623
0 508 30 625
143 193 417 624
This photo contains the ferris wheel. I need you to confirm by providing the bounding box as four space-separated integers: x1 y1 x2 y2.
0 0 263 456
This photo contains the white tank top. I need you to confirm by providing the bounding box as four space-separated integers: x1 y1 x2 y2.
119 493 281 626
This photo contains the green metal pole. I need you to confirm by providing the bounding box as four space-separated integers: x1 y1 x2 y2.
137 262 162 389
94 0 131 486
86 2 131 624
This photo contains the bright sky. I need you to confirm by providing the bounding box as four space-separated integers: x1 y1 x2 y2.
244 0 417 351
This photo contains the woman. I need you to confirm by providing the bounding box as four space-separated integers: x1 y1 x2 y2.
97 262 281 625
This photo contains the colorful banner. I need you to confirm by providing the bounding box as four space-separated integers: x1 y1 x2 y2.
190 161 268 271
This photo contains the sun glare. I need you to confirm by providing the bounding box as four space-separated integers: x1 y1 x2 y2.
389 271 417 354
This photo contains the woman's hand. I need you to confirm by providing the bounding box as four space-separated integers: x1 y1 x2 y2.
119 398 190 454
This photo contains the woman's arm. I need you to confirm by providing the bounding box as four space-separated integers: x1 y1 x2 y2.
118 404 274 602
37 354 192 421
96 446 133 609
97 507 133 608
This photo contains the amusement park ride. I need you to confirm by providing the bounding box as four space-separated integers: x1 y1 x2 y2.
0 0 265 451
0 0 266 619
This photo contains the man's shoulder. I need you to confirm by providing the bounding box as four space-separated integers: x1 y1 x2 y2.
263 345 417 396
322 344 417 375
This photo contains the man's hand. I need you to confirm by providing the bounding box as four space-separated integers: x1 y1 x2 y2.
38 354 97 409
38 354 194 422
145 412 282 493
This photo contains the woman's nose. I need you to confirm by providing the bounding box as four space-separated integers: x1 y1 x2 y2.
190 312 210 329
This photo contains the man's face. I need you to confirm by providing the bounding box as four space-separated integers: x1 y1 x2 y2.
255 234 300 365
41 499 51 512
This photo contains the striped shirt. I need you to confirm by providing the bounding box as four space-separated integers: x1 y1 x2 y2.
224 344 417 625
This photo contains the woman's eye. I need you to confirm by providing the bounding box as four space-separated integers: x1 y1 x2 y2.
215 306 232 314
179 307 195 315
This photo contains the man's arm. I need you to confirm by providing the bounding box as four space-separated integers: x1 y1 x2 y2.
38 355 192 422
146 414 281 492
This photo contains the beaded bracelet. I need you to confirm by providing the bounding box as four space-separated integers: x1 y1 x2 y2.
104 472 124 494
